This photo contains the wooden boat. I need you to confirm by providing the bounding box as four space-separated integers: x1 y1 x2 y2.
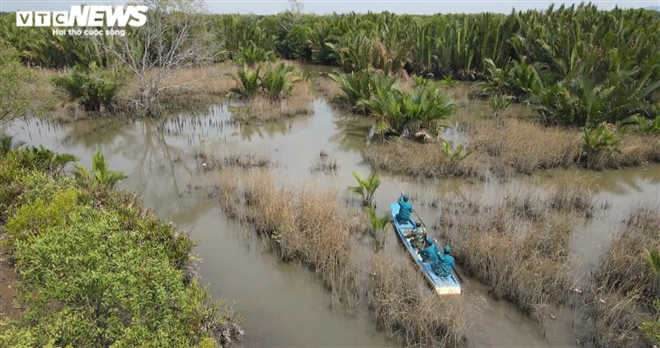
390 203 462 296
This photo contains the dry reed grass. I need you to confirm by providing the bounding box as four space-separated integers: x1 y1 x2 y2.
118 63 237 100
363 140 489 180
187 167 468 346
578 204 660 347
436 186 598 328
310 150 340 174
196 168 360 304
367 253 467 347
194 149 272 171
230 81 313 124
471 118 583 175
363 117 660 180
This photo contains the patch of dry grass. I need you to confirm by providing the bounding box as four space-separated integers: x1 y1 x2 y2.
195 169 360 304
232 82 313 123
471 118 583 175
117 63 236 100
194 149 272 171
230 81 313 124
363 139 489 180
436 186 600 327
363 117 660 180
187 167 468 346
578 204 660 347
310 150 340 174
367 253 467 347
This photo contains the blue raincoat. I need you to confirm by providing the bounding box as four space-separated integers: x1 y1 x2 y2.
396 194 413 223
419 238 439 263
437 249 455 277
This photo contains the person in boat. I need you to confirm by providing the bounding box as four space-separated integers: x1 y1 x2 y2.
395 192 414 226
437 245 455 278
419 237 440 264
420 238 454 278
404 221 426 250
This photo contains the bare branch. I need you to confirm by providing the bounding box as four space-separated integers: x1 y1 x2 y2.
92 0 216 116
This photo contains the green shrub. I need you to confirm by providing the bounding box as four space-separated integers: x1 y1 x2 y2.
235 41 276 66
4 187 79 246
0 146 242 347
260 62 301 100
51 63 122 112
227 64 263 100
2 207 224 347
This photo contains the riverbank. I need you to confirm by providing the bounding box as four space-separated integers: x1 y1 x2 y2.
0 145 243 347
29 62 660 182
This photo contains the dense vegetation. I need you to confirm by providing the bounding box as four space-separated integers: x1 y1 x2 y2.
1 2 658 126
0 139 242 347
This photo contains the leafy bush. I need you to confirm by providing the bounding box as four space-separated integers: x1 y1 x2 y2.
4 187 79 246
51 63 123 112
2 207 224 347
358 83 455 138
227 62 302 101
260 62 301 100
0 146 243 347
0 44 41 126
235 41 276 66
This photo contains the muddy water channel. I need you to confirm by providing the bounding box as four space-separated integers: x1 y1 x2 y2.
6 93 660 347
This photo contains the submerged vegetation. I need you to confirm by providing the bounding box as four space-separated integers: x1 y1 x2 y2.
0 144 243 347
437 186 597 326
579 205 660 347
187 164 468 346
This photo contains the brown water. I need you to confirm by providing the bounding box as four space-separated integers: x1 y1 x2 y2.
5 83 660 347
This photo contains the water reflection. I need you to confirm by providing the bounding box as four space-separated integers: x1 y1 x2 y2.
3 90 659 347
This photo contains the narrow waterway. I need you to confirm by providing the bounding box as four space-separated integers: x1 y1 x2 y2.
5 88 659 347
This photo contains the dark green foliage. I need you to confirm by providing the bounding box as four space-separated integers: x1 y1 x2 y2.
228 62 302 101
51 63 122 112
0 145 242 347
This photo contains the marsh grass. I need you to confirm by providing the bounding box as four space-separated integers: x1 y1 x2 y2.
367 253 467 347
194 148 272 170
229 81 313 123
578 204 660 347
363 140 488 180
364 117 660 180
197 169 360 305
32 62 313 122
188 167 469 346
436 186 602 328
310 151 340 174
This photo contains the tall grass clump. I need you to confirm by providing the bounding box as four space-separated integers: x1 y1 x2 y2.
227 62 302 101
359 82 456 139
0 146 243 347
203 168 360 304
226 62 311 122
190 167 467 347
329 70 397 113
579 204 660 347
437 186 599 328
367 253 467 347
641 248 660 345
